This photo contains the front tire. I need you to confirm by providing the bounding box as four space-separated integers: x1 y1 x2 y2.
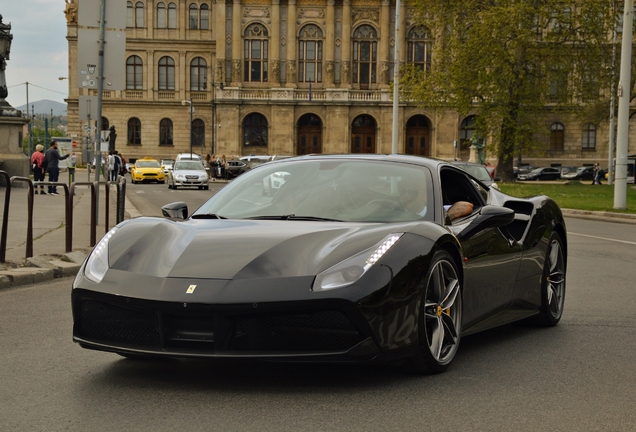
533 231 566 327
408 250 462 374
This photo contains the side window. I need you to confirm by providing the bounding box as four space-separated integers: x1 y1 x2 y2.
440 167 485 223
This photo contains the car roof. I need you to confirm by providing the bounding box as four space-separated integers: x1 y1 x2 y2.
265 153 449 170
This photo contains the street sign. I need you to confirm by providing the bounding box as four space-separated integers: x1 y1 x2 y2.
78 96 99 121
77 28 126 90
78 0 127 30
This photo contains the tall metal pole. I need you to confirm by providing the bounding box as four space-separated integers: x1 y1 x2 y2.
614 0 633 210
391 0 401 154
94 0 107 224
26 82 33 157
211 81 216 155
189 97 193 156
608 28 618 185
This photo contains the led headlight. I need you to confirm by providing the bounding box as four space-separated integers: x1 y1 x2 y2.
84 226 119 283
199 174 207 180
175 174 185 180
312 233 403 291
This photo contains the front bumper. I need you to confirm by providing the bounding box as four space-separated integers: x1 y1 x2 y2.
173 179 209 187
72 289 380 361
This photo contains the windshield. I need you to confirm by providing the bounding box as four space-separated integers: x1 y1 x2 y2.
192 159 434 223
161 159 174 165
174 161 205 170
137 161 160 168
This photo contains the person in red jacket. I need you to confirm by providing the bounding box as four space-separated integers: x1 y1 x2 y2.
30 144 46 194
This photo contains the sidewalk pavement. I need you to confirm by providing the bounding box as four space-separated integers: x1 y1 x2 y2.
1 172 635 291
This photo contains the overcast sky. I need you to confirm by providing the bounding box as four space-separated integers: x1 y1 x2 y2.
4 0 69 109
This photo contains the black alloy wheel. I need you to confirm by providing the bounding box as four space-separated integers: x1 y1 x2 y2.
534 231 566 326
408 250 462 374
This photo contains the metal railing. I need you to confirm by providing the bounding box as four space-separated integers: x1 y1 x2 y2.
0 171 126 263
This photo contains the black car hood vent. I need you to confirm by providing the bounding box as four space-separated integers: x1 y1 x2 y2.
109 218 409 280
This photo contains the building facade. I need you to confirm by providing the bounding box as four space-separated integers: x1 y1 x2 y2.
63 0 627 168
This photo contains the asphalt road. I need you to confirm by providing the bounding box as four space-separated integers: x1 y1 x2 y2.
2 182 635 431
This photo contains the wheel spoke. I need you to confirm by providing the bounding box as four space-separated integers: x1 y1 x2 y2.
431 263 444 303
441 277 459 309
429 316 444 360
441 312 458 342
549 242 560 272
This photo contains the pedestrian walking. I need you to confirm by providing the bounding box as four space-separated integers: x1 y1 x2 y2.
210 154 218 181
30 144 46 194
43 140 70 195
592 163 603 185
219 154 227 180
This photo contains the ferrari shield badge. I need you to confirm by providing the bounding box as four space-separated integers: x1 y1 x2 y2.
186 285 197 294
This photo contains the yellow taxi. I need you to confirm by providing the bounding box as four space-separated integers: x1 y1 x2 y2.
130 157 166 184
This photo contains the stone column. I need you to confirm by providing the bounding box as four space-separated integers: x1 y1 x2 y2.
231 0 242 86
146 50 155 99
285 0 297 87
271 0 281 86
325 0 335 87
341 0 351 88
379 0 390 87
179 0 186 40
179 50 186 100
215 0 226 84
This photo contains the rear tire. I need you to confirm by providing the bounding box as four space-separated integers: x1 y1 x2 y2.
407 250 462 374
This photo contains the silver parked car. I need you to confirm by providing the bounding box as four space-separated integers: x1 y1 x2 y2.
167 160 209 190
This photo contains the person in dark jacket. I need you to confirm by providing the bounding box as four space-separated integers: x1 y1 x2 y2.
44 140 70 195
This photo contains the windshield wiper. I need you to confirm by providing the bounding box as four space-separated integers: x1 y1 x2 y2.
245 214 342 222
190 213 227 219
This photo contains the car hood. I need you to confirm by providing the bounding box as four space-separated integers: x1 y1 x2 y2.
134 167 163 173
107 218 424 280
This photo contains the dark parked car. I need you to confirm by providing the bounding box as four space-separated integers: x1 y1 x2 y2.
561 166 595 181
72 155 567 374
225 160 248 179
517 167 561 181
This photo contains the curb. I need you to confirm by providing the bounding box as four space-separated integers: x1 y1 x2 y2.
0 250 89 291
561 208 636 224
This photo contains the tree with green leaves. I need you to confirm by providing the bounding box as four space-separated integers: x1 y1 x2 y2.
401 0 618 181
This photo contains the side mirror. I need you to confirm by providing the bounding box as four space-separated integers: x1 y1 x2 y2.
493 177 501 182
162 201 188 220
457 205 514 240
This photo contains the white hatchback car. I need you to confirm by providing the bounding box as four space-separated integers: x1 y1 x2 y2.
168 160 209 190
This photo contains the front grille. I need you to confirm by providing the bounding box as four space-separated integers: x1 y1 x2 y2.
78 300 161 348
143 173 158 177
76 299 364 354
185 175 199 179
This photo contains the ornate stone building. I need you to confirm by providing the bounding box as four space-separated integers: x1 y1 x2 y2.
64 0 619 167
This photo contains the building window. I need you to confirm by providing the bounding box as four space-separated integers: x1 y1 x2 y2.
101 117 110 131
127 1 134 27
128 118 141 145
459 115 477 149
126 55 143 90
353 25 378 87
157 2 166 28
160 118 174 146
298 25 323 83
200 4 209 30
190 57 207 91
189 3 198 29
550 123 564 150
407 26 432 72
243 113 268 147
158 56 175 90
192 119 205 148
244 24 269 82
582 123 596 150
135 2 144 27
168 2 177 29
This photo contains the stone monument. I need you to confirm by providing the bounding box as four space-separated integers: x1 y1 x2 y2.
0 14 30 179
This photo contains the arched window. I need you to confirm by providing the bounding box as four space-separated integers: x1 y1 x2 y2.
128 118 141 145
353 25 378 87
582 123 596 150
160 118 174 146
158 56 175 90
126 55 143 90
200 4 209 30
168 2 177 29
134 2 144 27
127 1 134 27
190 57 207 91
192 119 205 148
459 115 477 149
243 113 268 147
189 3 198 29
298 25 323 83
407 26 432 72
157 2 166 28
550 123 564 150
244 24 269 82
101 117 110 132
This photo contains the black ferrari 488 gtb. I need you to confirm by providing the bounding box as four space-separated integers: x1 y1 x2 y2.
72 154 567 374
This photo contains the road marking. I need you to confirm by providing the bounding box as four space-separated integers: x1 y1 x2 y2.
569 232 636 246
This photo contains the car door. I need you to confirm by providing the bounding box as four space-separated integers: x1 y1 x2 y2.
440 167 523 329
